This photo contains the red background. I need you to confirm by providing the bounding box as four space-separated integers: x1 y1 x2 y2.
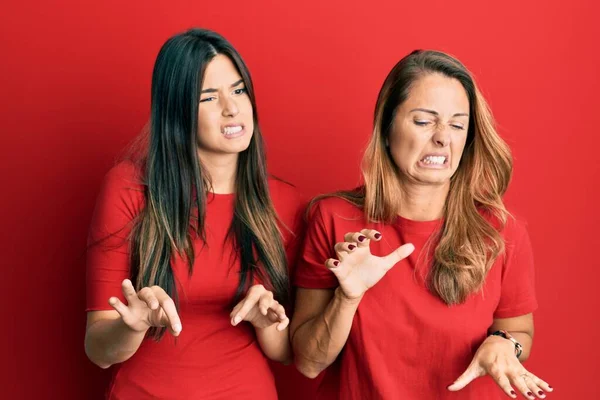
2 1 598 399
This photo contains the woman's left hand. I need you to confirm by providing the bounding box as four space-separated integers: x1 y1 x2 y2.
230 284 289 331
448 335 553 398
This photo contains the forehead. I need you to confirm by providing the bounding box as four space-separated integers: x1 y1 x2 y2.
202 54 242 87
402 73 469 113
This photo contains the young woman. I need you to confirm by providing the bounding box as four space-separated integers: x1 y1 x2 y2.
84 28 304 399
291 50 553 399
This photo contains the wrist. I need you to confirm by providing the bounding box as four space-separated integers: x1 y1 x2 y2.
488 330 523 359
334 287 363 305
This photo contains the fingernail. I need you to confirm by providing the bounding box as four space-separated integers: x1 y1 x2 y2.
527 392 533 397
374 233 381 239
510 390 516 396
233 315 241 324
358 235 366 242
348 244 356 250
333 261 339 267
538 391 545 396
173 323 182 332
547 386 552 390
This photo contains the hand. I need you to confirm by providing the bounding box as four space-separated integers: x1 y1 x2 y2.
325 229 414 300
108 279 182 336
448 335 553 398
230 284 289 331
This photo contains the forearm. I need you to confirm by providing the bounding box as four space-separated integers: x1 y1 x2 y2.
292 288 361 378
255 325 292 364
85 317 147 368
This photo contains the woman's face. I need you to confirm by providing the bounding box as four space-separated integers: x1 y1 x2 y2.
197 54 254 158
388 73 470 187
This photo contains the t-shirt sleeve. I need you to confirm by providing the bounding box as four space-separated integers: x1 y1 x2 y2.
293 201 339 289
86 163 144 311
493 221 538 318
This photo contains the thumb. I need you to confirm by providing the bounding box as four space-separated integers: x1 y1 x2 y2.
447 365 482 391
383 243 415 266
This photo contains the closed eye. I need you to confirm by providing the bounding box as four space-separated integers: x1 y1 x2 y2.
200 97 216 103
414 120 430 126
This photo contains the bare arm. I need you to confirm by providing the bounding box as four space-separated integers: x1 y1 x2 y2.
84 310 148 369
290 230 414 378
290 287 361 378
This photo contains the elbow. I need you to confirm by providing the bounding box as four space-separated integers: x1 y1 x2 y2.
294 358 324 379
84 337 112 369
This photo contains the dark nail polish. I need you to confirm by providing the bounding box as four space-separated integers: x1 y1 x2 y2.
547 386 552 389
333 261 339 267
348 244 356 250
527 392 533 397
358 235 366 242
538 391 545 396
510 390 516 396
374 233 382 239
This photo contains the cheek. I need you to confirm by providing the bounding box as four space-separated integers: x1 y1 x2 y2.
197 109 219 140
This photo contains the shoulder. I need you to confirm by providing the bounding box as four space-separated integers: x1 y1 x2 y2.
307 192 364 222
96 161 146 214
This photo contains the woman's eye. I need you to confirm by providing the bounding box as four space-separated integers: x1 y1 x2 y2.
200 97 216 103
451 124 465 130
414 120 430 126
233 88 247 95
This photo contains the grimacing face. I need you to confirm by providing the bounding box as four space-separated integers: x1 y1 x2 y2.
197 54 254 157
388 73 470 186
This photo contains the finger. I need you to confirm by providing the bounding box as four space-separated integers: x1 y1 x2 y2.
137 287 159 310
269 302 287 321
490 372 518 399
524 372 551 397
325 258 350 281
153 287 182 335
325 258 341 270
258 292 274 316
108 297 132 321
508 371 535 399
527 372 554 397
360 229 382 241
232 294 260 325
121 279 139 305
276 316 290 331
334 242 357 257
447 365 482 391
230 300 244 319
382 243 415 266
344 232 369 247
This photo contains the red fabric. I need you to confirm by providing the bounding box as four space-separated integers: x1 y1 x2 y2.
86 162 305 400
294 196 538 400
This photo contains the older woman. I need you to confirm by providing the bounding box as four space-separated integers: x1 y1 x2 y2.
291 50 552 400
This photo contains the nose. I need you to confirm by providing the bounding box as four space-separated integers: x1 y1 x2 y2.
432 124 451 147
221 95 239 117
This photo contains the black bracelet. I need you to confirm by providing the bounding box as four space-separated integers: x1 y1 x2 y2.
489 330 523 359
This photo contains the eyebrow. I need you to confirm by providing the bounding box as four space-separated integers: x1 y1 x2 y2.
200 79 244 94
410 108 469 118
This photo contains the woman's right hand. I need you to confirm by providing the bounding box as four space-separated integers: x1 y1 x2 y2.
108 279 182 336
326 230 415 300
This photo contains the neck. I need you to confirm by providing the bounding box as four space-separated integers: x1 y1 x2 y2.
397 179 450 221
197 150 238 194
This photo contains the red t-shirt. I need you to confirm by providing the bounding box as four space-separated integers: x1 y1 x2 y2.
294 196 538 400
86 162 305 400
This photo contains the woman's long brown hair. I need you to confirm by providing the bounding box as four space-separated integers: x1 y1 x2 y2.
129 29 289 338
